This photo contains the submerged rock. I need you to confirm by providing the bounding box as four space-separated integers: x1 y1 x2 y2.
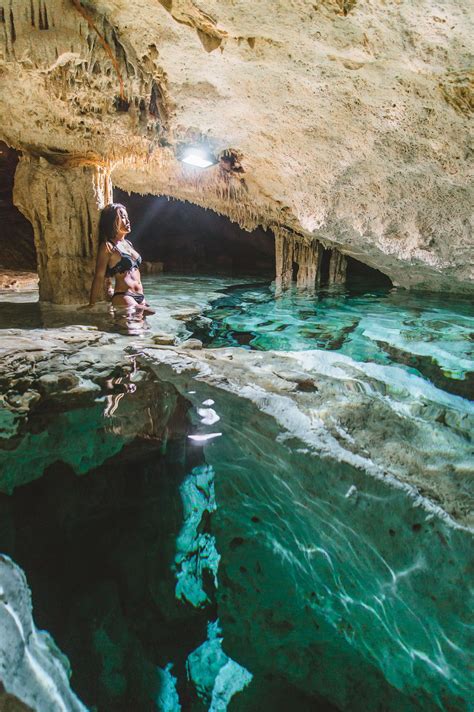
0 555 86 711
138 343 474 711
186 621 252 711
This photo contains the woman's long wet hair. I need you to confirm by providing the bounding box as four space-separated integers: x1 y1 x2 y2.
99 203 126 243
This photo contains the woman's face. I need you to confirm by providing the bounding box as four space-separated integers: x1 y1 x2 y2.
116 207 131 236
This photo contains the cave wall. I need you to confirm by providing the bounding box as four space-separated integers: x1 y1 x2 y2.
0 0 471 299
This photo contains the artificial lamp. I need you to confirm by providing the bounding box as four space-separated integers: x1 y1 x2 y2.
179 146 217 168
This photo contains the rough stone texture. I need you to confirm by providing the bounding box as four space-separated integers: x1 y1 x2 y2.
0 555 87 711
13 157 112 304
0 0 472 298
0 270 38 291
138 344 474 712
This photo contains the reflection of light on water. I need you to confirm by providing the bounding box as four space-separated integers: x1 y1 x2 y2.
188 433 222 442
197 407 220 425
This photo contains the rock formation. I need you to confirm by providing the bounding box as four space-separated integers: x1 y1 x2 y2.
138 342 474 712
0 555 87 712
0 0 472 301
13 157 111 304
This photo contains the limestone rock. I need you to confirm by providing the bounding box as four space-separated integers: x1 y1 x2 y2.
13 157 112 304
180 338 203 349
0 270 38 291
152 332 177 345
0 0 471 298
0 555 87 711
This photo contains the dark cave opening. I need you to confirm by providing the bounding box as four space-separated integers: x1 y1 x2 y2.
0 142 36 272
345 256 393 288
114 188 276 278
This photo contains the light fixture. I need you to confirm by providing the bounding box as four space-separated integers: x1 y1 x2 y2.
179 145 217 168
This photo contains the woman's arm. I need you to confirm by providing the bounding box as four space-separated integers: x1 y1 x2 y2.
88 243 110 305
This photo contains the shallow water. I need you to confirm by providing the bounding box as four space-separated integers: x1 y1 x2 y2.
2 276 472 401
0 275 259 338
185 281 474 399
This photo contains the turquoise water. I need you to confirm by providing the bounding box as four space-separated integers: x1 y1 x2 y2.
184 281 474 399
0 276 472 398
1 275 473 711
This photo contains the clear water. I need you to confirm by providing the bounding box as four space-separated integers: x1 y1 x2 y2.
183 281 474 399
1 274 473 711
2 276 472 402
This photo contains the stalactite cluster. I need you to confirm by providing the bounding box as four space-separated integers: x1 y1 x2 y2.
274 226 347 290
0 0 171 159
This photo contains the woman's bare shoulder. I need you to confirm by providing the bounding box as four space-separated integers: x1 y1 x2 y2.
98 241 114 255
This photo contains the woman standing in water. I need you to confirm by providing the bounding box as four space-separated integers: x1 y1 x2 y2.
88 203 154 313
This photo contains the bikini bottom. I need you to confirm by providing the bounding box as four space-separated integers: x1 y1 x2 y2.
113 291 145 305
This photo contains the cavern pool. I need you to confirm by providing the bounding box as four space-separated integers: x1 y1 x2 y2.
0 275 473 711
1 275 473 402
183 280 474 399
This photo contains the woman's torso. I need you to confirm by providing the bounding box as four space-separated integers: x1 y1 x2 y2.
107 240 143 294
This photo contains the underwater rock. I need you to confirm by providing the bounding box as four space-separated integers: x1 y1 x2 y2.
139 345 474 525
0 555 87 711
0 327 182 492
138 343 474 711
180 338 203 350
156 665 181 712
174 464 219 607
186 621 252 711
153 333 178 346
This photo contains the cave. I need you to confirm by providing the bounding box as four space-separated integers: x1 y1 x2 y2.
0 142 37 287
114 189 275 278
0 2 472 712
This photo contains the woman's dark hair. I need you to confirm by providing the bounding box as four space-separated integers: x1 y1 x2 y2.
99 203 126 243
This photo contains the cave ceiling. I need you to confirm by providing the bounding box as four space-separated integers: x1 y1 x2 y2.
0 0 473 291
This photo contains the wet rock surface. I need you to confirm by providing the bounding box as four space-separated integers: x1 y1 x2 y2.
138 344 474 526
0 555 87 712
138 344 474 712
0 319 472 710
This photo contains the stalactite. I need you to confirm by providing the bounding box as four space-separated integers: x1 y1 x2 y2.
274 227 295 291
274 227 326 291
328 249 347 284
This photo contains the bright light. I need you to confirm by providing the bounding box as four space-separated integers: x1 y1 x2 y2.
180 147 216 168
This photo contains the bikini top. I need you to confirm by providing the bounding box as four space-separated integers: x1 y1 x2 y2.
106 240 142 277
